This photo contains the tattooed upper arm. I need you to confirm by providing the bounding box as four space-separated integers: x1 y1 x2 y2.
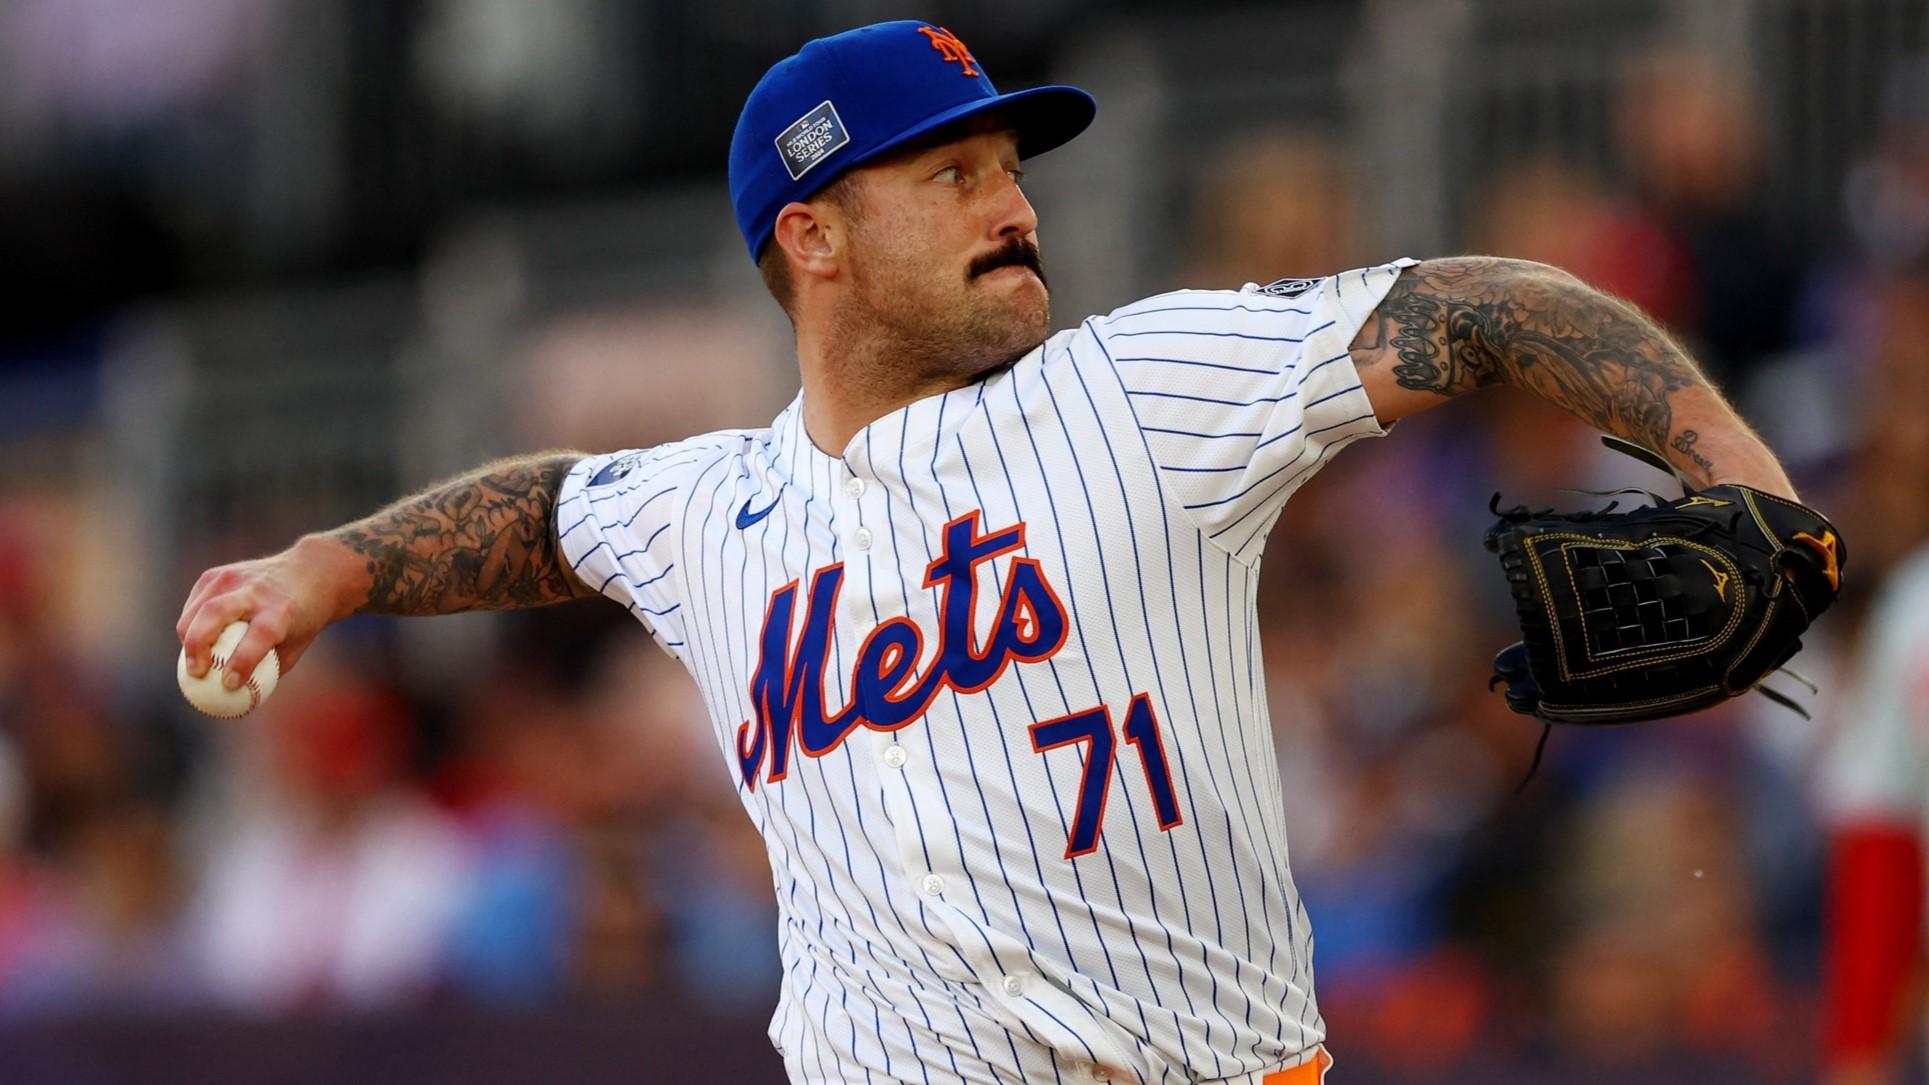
330 452 599 616
1348 256 1707 459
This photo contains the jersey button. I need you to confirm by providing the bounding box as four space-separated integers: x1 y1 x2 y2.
881 744 908 769
1089 1067 1112 1082
919 873 945 897
853 527 874 551
1000 973 1028 997
843 476 865 498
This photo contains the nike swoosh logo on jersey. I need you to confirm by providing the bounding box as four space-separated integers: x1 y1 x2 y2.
736 493 781 529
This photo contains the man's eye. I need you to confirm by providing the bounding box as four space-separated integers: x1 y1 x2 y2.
935 165 963 183
1008 168 1025 185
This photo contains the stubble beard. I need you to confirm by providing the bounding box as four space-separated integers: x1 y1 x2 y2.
836 252 1052 394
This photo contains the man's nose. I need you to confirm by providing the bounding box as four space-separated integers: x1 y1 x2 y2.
988 173 1039 240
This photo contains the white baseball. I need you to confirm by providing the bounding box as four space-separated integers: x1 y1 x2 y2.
177 620 280 718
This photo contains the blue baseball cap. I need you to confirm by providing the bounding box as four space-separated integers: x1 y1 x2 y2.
729 20 1097 261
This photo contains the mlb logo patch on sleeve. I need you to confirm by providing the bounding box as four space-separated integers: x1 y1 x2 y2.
776 100 851 181
589 451 649 487
1253 277 1320 299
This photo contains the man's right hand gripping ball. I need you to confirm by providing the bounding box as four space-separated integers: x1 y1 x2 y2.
1485 484 1845 725
176 537 363 691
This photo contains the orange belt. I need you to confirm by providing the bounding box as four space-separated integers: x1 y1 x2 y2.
1260 1047 1332 1085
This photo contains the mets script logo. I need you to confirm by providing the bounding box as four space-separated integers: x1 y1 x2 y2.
917 25 979 77
736 511 1064 788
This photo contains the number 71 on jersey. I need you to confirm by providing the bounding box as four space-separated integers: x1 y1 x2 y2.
1029 693 1184 858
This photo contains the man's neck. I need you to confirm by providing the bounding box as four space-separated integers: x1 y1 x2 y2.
797 366 976 458
793 325 983 456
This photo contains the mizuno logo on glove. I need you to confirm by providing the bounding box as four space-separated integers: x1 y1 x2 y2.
1792 530 1841 590
1699 559 1731 602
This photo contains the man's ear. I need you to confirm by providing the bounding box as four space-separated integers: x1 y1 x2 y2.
772 202 839 283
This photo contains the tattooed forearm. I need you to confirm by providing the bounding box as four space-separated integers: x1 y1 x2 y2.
1349 256 1774 486
1360 257 1708 461
1671 429 1715 477
328 453 593 616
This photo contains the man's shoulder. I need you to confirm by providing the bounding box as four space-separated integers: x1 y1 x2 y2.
1094 286 1288 325
571 427 766 495
1074 284 1337 344
1085 262 1419 332
651 426 770 473
1030 290 1264 362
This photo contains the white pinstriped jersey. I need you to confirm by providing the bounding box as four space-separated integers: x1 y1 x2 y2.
555 259 1415 1084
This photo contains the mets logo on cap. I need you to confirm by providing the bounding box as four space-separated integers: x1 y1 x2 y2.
917 26 979 76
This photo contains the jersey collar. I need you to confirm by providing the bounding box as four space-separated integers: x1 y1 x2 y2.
777 373 1002 483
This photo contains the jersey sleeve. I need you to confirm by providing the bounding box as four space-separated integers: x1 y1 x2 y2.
554 448 689 660
1090 258 1416 563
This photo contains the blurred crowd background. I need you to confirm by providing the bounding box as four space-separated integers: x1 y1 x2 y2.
2 0 1927 1082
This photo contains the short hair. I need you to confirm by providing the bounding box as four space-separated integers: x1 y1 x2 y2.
757 172 865 318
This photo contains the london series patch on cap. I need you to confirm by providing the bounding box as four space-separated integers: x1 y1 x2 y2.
775 100 851 182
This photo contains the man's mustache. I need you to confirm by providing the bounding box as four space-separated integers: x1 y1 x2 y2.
969 240 1048 287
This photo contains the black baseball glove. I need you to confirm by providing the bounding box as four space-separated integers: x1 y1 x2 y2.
1485 442 1844 726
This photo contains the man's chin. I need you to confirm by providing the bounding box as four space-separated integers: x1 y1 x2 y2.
999 314 1052 362
983 274 1050 331
959 309 1050 375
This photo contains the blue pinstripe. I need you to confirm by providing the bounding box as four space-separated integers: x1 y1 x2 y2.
1103 319 1333 343
1115 356 1281 375
1142 427 1264 440
1126 388 1300 408
1107 302 1312 320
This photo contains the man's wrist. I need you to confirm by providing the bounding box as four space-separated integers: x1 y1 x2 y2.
293 532 373 623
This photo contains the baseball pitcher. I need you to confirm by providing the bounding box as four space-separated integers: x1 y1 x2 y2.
177 21 1841 1085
